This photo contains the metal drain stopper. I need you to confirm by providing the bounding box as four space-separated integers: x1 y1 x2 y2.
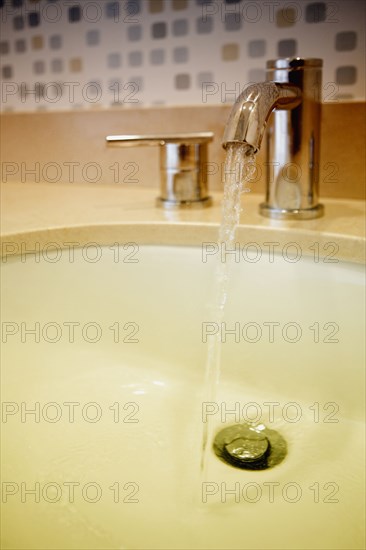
213 423 287 470
225 434 269 462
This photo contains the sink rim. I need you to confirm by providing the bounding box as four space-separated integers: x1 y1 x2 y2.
0 222 365 264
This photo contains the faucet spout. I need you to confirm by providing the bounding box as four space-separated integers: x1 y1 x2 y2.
221 58 324 220
222 82 301 153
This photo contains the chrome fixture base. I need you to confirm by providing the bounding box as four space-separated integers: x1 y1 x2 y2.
156 196 212 209
259 203 324 220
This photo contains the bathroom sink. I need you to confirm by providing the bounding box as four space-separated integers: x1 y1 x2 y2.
1 236 365 549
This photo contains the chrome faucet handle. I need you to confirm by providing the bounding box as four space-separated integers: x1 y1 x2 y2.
106 132 214 208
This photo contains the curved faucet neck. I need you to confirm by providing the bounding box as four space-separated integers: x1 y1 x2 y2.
222 82 301 153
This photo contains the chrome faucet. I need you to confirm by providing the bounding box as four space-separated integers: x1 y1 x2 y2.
223 58 323 219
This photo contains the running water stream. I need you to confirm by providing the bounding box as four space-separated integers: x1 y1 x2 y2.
201 142 255 475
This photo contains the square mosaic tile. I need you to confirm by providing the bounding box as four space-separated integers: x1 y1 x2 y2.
0 0 364 111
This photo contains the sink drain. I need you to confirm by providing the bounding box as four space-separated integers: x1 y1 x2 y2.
213 423 287 470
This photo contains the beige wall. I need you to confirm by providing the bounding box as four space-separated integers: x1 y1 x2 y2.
1 102 365 199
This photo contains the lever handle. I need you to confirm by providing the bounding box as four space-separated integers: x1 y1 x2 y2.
106 132 214 209
106 132 213 147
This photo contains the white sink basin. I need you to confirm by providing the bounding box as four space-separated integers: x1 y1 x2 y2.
1 239 365 549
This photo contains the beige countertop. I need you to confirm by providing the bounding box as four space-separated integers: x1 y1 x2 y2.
1 182 365 263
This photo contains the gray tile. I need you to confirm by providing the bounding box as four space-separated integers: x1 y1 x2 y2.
172 19 188 36
50 35 62 49
51 59 63 73
152 22 167 39
248 39 266 58
108 52 121 68
68 6 81 22
2 66 13 79
68 6 81 23
33 61 45 75
305 2 326 23
86 30 100 46
13 15 24 30
126 0 140 16
197 71 214 87
336 66 357 85
128 25 142 41
224 13 241 31
28 12 40 27
128 51 143 67
277 39 297 57
175 73 190 90
0 41 9 55
335 31 357 52
173 46 188 63
105 2 119 19
15 39 26 53
196 16 213 34
150 49 165 65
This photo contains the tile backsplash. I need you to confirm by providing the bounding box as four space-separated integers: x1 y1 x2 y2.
0 0 364 112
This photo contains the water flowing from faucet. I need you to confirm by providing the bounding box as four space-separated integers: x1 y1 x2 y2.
200 143 255 476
